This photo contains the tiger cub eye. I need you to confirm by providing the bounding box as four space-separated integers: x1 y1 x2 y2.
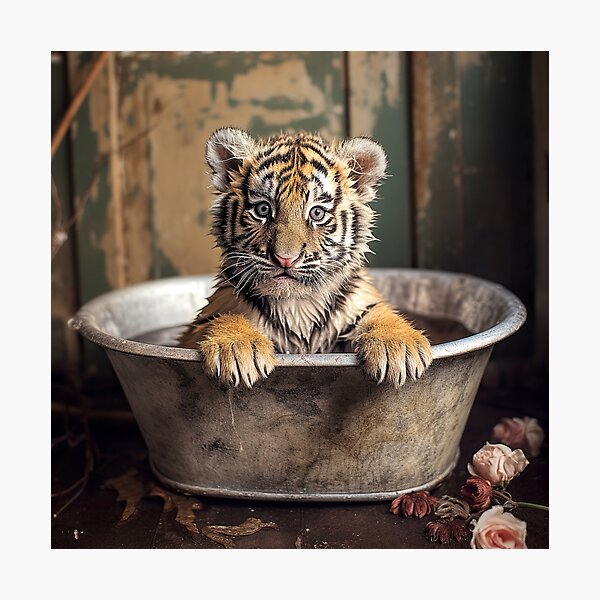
309 206 327 223
255 202 271 218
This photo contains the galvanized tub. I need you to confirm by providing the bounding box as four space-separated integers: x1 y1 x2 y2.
69 268 526 502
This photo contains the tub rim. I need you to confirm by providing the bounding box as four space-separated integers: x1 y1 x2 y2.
68 268 527 365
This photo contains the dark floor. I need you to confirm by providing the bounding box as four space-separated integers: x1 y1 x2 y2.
51 380 549 549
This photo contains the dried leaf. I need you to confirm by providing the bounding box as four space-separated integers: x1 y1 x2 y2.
201 530 236 549
201 517 278 548
148 486 206 534
105 468 149 521
106 467 208 539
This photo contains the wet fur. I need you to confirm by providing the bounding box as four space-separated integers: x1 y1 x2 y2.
178 128 432 387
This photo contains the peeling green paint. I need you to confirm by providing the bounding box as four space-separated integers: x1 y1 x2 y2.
119 52 263 97
66 54 117 380
127 183 141 202
197 209 208 226
303 52 343 94
68 91 112 302
287 114 330 135
368 54 411 268
459 52 534 357
51 56 80 377
347 52 412 269
250 97 313 112
414 51 534 357
154 243 180 279
415 53 464 273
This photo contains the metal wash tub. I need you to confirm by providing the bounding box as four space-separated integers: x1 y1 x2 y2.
69 268 526 502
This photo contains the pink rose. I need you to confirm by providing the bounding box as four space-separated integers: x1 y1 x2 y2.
492 416 544 458
468 442 529 485
470 506 527 549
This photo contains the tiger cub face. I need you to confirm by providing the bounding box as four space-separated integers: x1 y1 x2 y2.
206 128 387 301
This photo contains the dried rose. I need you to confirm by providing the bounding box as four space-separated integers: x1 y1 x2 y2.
460 476 493 511
468 442 529 486
426 519 468 544
470 505 527 549
492 416 544 458
434 495 471 520
390 491 437 518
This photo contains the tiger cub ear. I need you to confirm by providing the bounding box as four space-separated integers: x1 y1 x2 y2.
206 127 258 192
337 137 388 199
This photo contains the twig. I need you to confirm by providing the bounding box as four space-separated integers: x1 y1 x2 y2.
51 400 135 424
52 452 93 518
51 51 110 159
492 488 549 512
51 472 89 498
51 177 63 237
52 391 95 518
51 157 103 260
51 430 86 449
51 49 166 261
516 501 550 512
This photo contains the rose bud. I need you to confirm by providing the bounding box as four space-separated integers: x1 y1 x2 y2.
468 442 529 486
389 491 437 518
434 495 471 520
390 495 411 516
426 519 468 544
492 416 545 458
449 520 468 542
413 494 432 518
470 506 527 549
426 520 451 544
460 476 493 511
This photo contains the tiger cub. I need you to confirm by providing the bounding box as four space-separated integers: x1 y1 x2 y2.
178 127 432 388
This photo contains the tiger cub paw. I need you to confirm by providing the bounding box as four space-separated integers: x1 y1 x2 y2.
354 315 433 388
197 314 276 388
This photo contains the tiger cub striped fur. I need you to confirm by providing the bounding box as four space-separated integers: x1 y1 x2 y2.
177 127 432 388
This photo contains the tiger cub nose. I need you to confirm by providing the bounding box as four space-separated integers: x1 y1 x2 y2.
274 253 301 269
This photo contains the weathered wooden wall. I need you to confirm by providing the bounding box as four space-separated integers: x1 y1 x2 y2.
411 51 536 361
51 51 547 387
51 55 80 379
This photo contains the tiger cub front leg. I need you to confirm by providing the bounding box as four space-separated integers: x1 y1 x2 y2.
196 314 276 388
353 303 433 388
